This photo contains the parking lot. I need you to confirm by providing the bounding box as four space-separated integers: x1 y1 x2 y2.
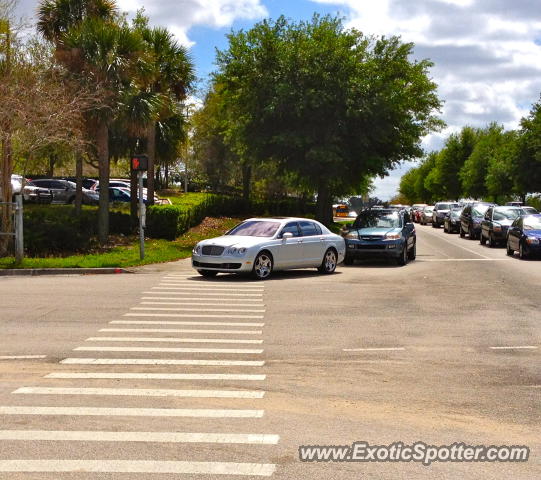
0 223 539 479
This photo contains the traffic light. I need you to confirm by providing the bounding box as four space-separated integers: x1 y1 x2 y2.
131 155 148 171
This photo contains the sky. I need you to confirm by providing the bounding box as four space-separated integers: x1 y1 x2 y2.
15 0 541 200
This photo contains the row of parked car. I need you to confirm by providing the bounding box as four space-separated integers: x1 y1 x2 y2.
10 175 171 205
411 201 541 259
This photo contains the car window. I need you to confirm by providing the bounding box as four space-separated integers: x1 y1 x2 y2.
473 205 489 216
33 180 51 188
227 220 281 237
523 217 541 230
280 222 301 238
299 221 318 237
313 223 322 235
493 208 520 221
354 212 401 229
485 208 493 220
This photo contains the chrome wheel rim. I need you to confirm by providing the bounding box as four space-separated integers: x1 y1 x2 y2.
254 254 272 278
324 250 337 272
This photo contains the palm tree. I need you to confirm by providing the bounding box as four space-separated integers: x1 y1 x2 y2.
61 18 145 242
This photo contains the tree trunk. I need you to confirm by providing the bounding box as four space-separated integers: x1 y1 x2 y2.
242 164 251 201
316 181 333 226
74 153 83 214
130 166 138 231
97 119 110 245
165 163 169 189
146 122 156 206
47 154 56 178
0 134 13 256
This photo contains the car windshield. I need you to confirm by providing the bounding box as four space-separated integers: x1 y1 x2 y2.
472 205 490 216
493 208 520 221
523 217 541 230
451 209 462 218
522 207 538 214
226 220 281 237
353 212 401 229
437 203 452 210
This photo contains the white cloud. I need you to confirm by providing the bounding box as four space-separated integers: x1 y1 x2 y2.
311 0 541 199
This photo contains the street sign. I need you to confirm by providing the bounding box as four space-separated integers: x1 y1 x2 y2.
131 155 148 171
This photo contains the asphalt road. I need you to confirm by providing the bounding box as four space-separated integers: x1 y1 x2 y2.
0 223 539 479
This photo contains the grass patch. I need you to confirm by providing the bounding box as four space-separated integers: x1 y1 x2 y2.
0 217 243 269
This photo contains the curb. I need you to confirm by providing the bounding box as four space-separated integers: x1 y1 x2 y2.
0 268 132 276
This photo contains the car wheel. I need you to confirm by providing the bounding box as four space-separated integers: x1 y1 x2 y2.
443 223 448 233
459 226 465 238
488 233 495 248
408 241 416 261
506 241 514 256
431 221 437 228
198 269 218 278
519 242 528 260
469 230 477 240
318 248 337 274
480 232 486 245
252 251 273 280
343 256 354 266
396 245 408 266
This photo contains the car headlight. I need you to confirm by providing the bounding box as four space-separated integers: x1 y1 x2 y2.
384 233 401 240
192 244 201 255
345 232 358 239
526 236 539 245
493 223 502 231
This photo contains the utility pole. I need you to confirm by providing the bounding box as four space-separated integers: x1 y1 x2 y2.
131 155 149 260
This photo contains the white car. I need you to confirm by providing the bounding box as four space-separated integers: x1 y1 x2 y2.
192 217 346 280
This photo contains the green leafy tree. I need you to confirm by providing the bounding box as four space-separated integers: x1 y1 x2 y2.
516 98 541 200
486 130 521 203
399 167 419 203
215 15 443 224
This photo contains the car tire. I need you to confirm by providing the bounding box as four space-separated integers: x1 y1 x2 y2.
488 233 495 248
443 223 448 233
198 269 218 278
519 242 528 260
459 226 465 238
343 255 354 266
396 245 408 266
506 241 514 256
480 232 486 245
318 248 337 274
408 241 416 261
431 221 437 228
252 251 273 280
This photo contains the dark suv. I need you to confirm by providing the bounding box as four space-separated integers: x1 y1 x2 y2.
432 202 460 228
459 202 494 240
480 206 522 247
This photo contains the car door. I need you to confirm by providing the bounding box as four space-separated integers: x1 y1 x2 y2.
461 206 471 233
298 221 326 266
508 218 521 250
403 213 415 250
275 222 303 268
481 208 493 238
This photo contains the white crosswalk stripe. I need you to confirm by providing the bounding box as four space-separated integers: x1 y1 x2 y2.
2 274 277 477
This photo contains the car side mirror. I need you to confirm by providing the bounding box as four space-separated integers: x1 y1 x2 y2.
282 232 293 242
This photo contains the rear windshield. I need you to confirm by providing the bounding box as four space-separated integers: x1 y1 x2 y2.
493 208 520 221
226 221 280 237
523 217 541 230
472 205 490 216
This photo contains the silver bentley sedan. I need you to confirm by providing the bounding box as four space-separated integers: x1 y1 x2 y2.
192 217 346 280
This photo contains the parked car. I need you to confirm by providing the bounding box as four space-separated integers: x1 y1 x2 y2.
521 206 538 215
95 183 171 205
432 202 460 228
459 202 494 239
191 217 345 279
506 201 524 207
342 209 416 266
506 214 541 259
443 207 462 233
420 206 434 225
62 177 98 190
480 206 523 247
411 204 427 223
30 178 99 205
10 175 53 204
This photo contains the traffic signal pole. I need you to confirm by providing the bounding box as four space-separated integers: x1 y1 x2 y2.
138 171 145 260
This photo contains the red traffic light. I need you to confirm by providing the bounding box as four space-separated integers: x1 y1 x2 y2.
131 155 148 171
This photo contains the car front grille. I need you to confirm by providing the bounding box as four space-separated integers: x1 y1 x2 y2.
360 236 384 241
356 244 386 250
201 246 225 256
193 261 241 269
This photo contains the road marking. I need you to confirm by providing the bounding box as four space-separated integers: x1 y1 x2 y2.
125 313 264 319
343 347 406 352
489 346 538 350
420 229 491 259
0 355 46 360
0 406 264 418
74 346 264 354
46 372 266 381
156 285 264 291
111 320 265 327
422 258 510 262
161 277 265 290
100 328 263 335
0 460 276 476
145 290 263 297
142 296 264 302
0 430 279 444
132 307 266 313
85 337 264 344
61 358 265 366
141 300 265 306
13 387 265 398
